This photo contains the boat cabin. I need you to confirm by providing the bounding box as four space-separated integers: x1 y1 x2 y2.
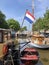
16 31 27 39
0 28 11 43
0 28 12 58
32 34 45 45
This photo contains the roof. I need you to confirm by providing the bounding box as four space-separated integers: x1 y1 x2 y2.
0 28 11 32
32 34 44 38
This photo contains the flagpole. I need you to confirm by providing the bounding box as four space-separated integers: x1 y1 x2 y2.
19 10 28 63
32 0 34 32
21 9 28 28
19 9 28 62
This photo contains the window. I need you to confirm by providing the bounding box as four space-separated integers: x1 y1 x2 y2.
0 32 2 42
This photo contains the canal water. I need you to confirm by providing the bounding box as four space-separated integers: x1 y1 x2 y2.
36 48 49 65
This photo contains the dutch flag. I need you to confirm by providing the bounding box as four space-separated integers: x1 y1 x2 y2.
24 11 35 24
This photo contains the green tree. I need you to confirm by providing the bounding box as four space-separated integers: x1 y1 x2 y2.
33 9 49 31
20 26 27 31
7 19 20 31
33 18 44 31
44 9 49 19
0 11 9 29
43 9 49 30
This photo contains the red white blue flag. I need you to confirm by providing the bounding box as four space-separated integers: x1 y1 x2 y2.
24 11 35 24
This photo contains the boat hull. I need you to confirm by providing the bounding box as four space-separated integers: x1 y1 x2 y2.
28 42 49 49
20 48 39 64
21 59 39 64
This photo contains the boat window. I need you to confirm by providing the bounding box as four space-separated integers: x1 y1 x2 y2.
0 32 2 43
4 32 8 42
44 33 49 38
17 34 27 38
40 32 49 38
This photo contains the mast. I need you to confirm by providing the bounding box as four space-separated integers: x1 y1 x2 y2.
32 0 34 31
32 0 34 15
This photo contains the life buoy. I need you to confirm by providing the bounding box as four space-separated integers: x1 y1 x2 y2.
2 44 8 55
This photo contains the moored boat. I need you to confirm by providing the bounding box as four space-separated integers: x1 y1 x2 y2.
29 33 49 49
20 48 39 65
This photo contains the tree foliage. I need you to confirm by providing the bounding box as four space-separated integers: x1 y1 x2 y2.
0 11 9 29
33 9 49 31
7 19 20 31
20 26 27 32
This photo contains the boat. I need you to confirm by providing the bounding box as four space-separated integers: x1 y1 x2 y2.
2 40 39 65
20 48 39 65
28 33 49 48
29 42 49 49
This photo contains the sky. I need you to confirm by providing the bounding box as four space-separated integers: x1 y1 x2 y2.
0 0 49 31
